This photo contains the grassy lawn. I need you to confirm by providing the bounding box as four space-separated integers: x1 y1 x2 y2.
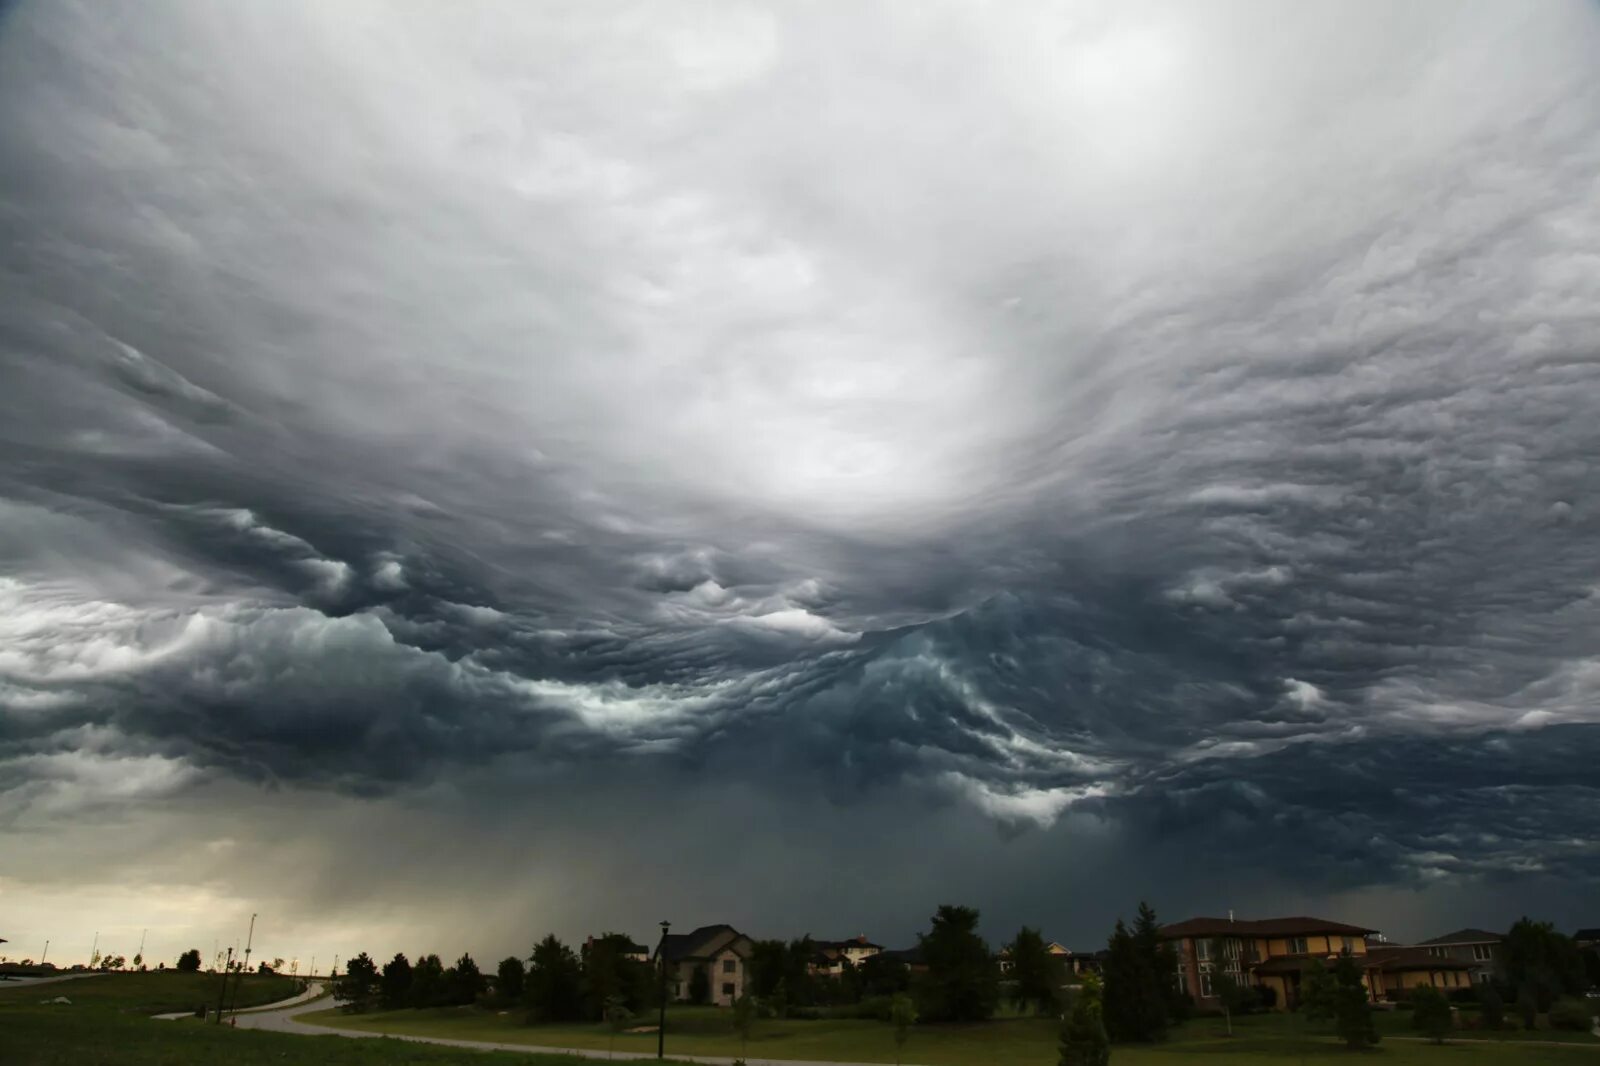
300 1003 1600 1064
0 972 698 1066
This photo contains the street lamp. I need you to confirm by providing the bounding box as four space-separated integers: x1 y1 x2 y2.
657 920 671 1060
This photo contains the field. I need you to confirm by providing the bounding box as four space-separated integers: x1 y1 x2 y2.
301 1002 1600 1065
2 973 1594 1066
0 972 696 1066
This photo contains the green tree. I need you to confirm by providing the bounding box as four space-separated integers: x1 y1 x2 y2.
176 949 202 973
1058 973 1110 1066
891 992 918 1066
338 953 380 1014
731 992 757 1060
1320 954 1378 1049
861 953 911 998
1008 927 1063 1016
746 940 788 1000
447 953 483 1006
381 953 413 1010
582 933 653 1017
688 963 711 1006
526 934 583 1023
1503 918 1584 1011
496 956 527 1006
916 904 999 1022
1549 998 1596 1032
1411 986 1452 1043
411 954 446 1008
1102 902 1171 1043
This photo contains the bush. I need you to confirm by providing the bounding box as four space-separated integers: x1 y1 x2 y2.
1448 987 1478 1004
786 1006 824 1021
1479 986 1504 1031
1256 985 1277 1011
1549 998 1595 1032
1410 987 1453 1044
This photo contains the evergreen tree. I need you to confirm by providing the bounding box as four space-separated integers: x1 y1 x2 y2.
411 954 446 1008
915 904 1000 1022
381 953 413 1010
176 949 202 973
891 992 918 1066
688 962 711 1005
1058 973 1111 1066
1307 954 1378 1049
1008 927 1063 1016
1410 986 1452 1044
447 953 484 1005
338 953 381 1014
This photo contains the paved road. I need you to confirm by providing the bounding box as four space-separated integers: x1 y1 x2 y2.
232 995 930 1065
153 980 330 1021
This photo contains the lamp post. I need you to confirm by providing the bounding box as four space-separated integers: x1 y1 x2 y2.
656 920 671 1060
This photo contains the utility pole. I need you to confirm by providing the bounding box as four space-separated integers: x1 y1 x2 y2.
309 956 316 979
331 954 339 978
227 913 257 1014
656 920 671 1060
90 931 99 969
214 947 233 1023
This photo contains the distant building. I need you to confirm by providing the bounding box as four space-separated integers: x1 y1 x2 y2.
1414 928 1503 985
654 924 752 1007
582 935 650 964
809 935 882 977
1364 945 1475 998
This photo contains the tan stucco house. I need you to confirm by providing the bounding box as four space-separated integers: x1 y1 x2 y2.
654 924 753 1007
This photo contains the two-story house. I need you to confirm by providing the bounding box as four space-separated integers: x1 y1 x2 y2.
810 935 883 977
655 924 753 1006
1414 928 1502 985
1161 915 1377 1011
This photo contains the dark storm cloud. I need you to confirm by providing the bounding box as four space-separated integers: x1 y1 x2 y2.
4 0 1600 959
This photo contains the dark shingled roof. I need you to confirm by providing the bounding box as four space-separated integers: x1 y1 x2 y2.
1160 916 1376 939
1573 928 1600 943
656 924 749 963
1415 928 1503 947
1365 946 1475 972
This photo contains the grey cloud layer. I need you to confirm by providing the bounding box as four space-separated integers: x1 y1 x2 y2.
3 0 1600 935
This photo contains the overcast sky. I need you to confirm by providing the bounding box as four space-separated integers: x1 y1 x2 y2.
3 0 1599 972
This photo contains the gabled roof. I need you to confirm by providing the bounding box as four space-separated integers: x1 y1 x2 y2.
1365 946 1474 972
1573 928 1600 942
1160 916 1376 939
656 924 751 963
1415 928 1503 947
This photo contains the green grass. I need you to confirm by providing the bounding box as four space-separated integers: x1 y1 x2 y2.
0 972 698 1066
299 1003 1600 1064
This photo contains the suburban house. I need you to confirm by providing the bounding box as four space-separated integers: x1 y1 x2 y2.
1414 928 1503 985
996 940 1104 978
582 935 651 964
1161 915 1376 1011
809 935 882 977
1364 945 1475 998
1574 928 1600 950
654 924 753 1007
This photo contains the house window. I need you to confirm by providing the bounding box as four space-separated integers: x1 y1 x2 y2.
1289 937 1308 955
1341 937 1355 955
723 959 737 974
1472 944 1492 962
1477 972 1491 985
1223 939 1241 960
1195 940 1211 961
722 982 735 997
1199 971 1214 998
1175 971 1188 996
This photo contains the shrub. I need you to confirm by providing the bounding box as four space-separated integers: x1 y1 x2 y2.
1410 987 1452 1044
1549 998 1595 1032
1448 987 1478 1004
1256 984 1277 1011
1479 985 1504 1031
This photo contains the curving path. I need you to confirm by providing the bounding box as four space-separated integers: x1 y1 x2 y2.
230 995 926 1065
153 979 329 1021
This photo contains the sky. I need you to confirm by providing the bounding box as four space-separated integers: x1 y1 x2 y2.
2 0 1599 973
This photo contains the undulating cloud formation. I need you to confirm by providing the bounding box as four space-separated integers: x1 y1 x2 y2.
3 0 1599 968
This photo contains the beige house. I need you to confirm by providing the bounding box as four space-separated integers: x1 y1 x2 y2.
811 935 882 977
1365 945 1474 999
655 924 753 1007
1162 915 1377 1011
